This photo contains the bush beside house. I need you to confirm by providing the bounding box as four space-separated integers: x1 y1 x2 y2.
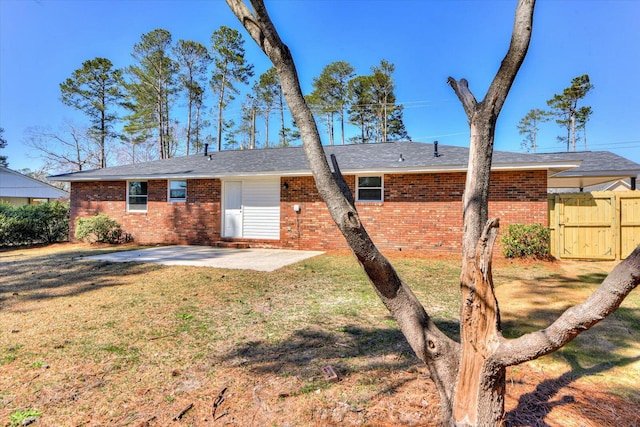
0 201 69 246
501 223 551 259
75 213 131 244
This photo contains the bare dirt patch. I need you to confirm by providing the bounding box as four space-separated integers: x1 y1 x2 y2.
1 244 638 426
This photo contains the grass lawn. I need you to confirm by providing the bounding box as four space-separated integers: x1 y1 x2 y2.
0 243 638 426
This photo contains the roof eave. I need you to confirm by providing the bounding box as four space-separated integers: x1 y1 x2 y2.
51 161 578 182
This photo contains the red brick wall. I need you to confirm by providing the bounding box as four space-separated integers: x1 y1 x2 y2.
70 179 221 245
69 170 547 252
280 170 548 253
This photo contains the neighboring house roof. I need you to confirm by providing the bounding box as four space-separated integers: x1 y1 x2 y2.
597 179 633 191
534 151 640 189
549 177 637 193
0 166 69 199
49 142 581 182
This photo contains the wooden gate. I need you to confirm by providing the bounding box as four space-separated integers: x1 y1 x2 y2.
620 193 640 258
549 191 640 260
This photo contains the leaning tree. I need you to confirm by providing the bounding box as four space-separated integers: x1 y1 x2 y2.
226 1 640 425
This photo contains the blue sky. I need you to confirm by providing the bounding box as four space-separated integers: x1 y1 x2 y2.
1 0 639 172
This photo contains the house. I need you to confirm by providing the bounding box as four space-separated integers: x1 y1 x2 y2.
1 166 68 206
48 142 640 253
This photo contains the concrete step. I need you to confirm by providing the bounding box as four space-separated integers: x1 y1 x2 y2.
214 240 250 249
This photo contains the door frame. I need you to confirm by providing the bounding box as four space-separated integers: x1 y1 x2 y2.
222 180 243 238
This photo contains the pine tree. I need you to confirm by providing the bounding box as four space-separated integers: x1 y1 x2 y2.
125 29 179 160
174 40 211 155
308 61 355 145
517 108 549 152
369 60 408 142
60 57 124 168
210 26 254 151
346 61 408 143
255 68 279 148
347 75 376 143
234 94 259 149
547 74 594 151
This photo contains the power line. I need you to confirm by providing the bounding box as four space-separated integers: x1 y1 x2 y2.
536 139 640 151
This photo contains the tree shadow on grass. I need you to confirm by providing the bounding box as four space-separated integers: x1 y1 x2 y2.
0 246 159 309
499 269 640 426
496 271 609 293
216 320 459 390
505 354 640 427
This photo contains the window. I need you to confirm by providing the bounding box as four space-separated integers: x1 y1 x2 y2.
168 180 187 202
357 176 383 202
127 181 148 212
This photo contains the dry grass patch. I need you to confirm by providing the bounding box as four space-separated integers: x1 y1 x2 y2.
0 244 638 426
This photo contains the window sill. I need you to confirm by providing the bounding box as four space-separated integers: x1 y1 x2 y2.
355 201 384 206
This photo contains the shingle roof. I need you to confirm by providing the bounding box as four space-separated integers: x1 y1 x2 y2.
49 142 580 182
534 151 640 189
534 151 640 176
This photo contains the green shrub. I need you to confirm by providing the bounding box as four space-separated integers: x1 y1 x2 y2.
75 213 131 244
501 223 551 259
0 201 69 246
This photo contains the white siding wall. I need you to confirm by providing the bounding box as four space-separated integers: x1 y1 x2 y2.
241 178 280 240
0 168 68 199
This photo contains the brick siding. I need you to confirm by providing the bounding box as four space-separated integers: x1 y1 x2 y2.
280 170 547 252
70 179 221 245
69 170 547 252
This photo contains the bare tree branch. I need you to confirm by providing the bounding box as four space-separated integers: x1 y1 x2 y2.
452 0 536 261
25 123 101 173
485 0 535 115
494 244 640 366
446 78 477 119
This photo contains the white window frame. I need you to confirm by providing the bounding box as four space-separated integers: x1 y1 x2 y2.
356 175 384 202
127 180 148 212
168 179 187 203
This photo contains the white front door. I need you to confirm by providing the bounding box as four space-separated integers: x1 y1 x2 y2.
223 181 243 238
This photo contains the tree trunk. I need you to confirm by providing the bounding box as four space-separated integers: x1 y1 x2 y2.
251 107 256 149
326 112 334 145
217 73 227 151
264 107 270 148
100 97 106 168
194 103 202 153
571 113 576 151
157 94 165 159
454 218 506 426
186 79 193 156
382 93 388 143
278 87 286 146
340 108 345 145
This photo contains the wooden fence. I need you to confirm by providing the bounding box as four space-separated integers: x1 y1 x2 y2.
548 191 640 260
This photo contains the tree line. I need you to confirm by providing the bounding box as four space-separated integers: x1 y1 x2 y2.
25 26 408 173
